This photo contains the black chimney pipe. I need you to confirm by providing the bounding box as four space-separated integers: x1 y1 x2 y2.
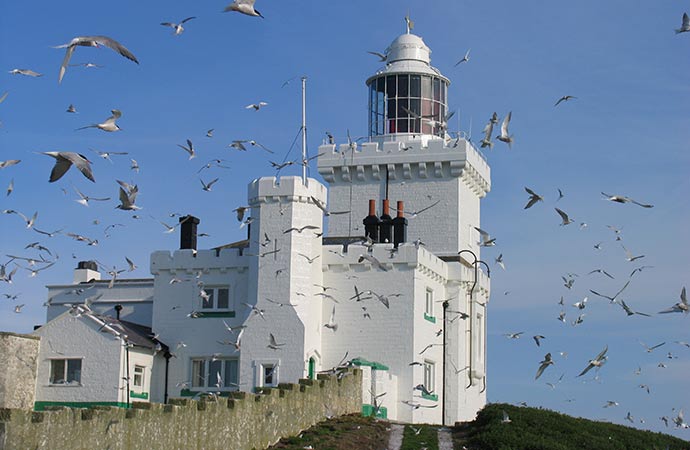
363 200 380 242
392 201 408 248
379 199 393 244
114 304 123 320
179 215 200 250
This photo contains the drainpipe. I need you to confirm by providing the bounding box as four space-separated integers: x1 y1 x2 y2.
457 250 478 389
125 343 131 408
475 260 491 394
163 350 172 404
442 297 449 426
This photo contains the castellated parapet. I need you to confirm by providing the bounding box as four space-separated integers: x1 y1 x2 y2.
248 176 327 206
0 370 362 450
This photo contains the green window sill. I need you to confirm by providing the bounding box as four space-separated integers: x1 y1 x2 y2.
424 313 436 323
192 311 236 318
130 391 148 399
422 392 438 401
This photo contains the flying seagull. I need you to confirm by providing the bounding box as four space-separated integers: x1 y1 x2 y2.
524 187 543 209
116 180 140 211
601 192 653 208
577 345 608 377
9 69 43 77
367 51 387 62
178 139 196 159
535 352 553 380
324 305 337 331
0 159 21 169
454 49 471 66
496 111 514 148
474 227 496 247
555 208 574 226
658 287 688 314
554 95 576 106
245 102 268 111
224 0 264 18
160 17 196 35
357 254 387 272
42 152 95 182
77 109 122 132
311 196 350 216
55 35 139 84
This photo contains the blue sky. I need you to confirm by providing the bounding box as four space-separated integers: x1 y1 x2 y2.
1 0 689 438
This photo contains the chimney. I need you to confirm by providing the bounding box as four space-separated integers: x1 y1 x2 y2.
114 304 123 321
392 201 408 248
179 215 200 250
73 260 101 284
379 199 393 244
363 199 380 242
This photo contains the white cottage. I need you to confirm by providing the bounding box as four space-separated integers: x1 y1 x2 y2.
33 29 491 425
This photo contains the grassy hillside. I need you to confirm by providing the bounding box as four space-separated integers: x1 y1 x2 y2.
458 403 689 450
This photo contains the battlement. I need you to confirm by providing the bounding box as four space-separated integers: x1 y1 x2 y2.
248 176 327 206
317 138 490 196
0 370 362 450
150 248 248 274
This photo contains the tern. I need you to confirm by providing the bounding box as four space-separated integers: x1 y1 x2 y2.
658 287 688 314
324 305 337 331
178 139 196 159
311 196 350 216
224 0 264 18
577 345 608 377
639 341 665 353
554 95 576 107
524 187 543 209
357 254 387 272
77 109 122 132
42 152 95 182
55 35 139 84
267 333 285 350
589 280 629 304
0 159 21 169
621 244 644 262
454 49 471 66
535 353 553 380
504 332 524 339
601 192 653 208
115 180 140 210
676 13 690 34
555 208 574 226
480 119 494 149
160 17 196 35
367 51 387 62
474 227 496 247
245 102 268 111
74 187 109 206
200 178 219 192
9 69 43 77
495 253 505 270
496 111 514 148
502 411 511 423
66 104 77 113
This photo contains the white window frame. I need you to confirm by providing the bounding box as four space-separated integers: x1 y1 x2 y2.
190 357 239 390
254 360 280 388
49 358 82 385
423 360 435 394
199 286 232 311
133 365 145 388
425 288 434 317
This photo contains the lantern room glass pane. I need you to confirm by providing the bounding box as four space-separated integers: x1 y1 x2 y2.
410 75 421 97
433 78 441 101
386 75 396 99
421 76 432 99
398 75 409 97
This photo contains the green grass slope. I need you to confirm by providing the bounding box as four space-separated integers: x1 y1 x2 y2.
457 403 689 450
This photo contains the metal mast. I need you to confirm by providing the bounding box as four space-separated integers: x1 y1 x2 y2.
301 76 308 185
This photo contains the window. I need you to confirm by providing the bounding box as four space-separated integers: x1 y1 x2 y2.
262 364 277 387
50 359 82 385
476 313 484 363
200 286 230 310
133 365 145 387
191 357 238 390
423 361 435 395
424 288 435 323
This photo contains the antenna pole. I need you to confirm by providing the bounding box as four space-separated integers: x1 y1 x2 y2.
301 76 308 186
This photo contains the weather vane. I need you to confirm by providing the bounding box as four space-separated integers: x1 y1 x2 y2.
404 12 414 34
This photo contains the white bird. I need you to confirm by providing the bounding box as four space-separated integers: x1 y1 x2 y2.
74 187 110 206
555 208 574 226
160 17 196 35
495 254 505 270
6 179 14 197
357 254 387 272
245 102 268 111
639 341 665 353
535 353 553 380
178 139 196 159
42 152 95 182
504 332 524 339
474 227 496 247
601 192 653 208
496 111 514 148
501 411 511 423
673 409 688 428
480 119 494 149
55 36 139 84
367 51 387 62
14 304 25 313
116 180 140 211
77 109 122 132
658 287 688 314
267 333 285 350
0 159 21 169
310 196 350 216
9 69 42 77
200 178 219 192
676 13 690 34
454 49 471 66
572 297 588 310
66 104 77 113
577 345 608 377
324 305 337 332
224 0 264 18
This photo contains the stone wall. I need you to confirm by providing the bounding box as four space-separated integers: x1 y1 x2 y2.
0 370 361 450
0 332 40 410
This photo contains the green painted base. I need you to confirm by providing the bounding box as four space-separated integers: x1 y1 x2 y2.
422 392 438 401
130 391 149 399
362 404 387 419
423 313 436 323
350 358 389 371
34 401 129 411
192 311 236 318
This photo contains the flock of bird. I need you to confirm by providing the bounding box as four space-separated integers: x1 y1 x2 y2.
1 2 689 437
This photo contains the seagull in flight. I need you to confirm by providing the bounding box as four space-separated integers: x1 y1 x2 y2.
358 254 387 272
55 35 139 84
9 69 43 77
161 17 196 35
178 139 196 159
311 196 350 216
554 208 574 226
601 192 653 208
324 305 337 331
474 227 496 247
658 287 688 314
524 187 543 209
245 102 268 111
554 95 576 107
621 244 645 262
74 187 109 206
367 51 387 62
224 0 264 18
454 49 471 66
116 180 140 210
577 345 608 377
42 152 95 182
200 178 219 192
496 111 514 148
77 109 122 132
535 353 553 380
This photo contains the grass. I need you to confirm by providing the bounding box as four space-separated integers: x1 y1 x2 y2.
454 403 690 450
268 414 389 450
402 424 439 450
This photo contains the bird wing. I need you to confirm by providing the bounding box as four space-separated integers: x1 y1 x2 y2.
47 154 74 182
160 22 175 27
595 345 608 361
415 200 440 215
524 187 538 197
524 196 540 209
500 111 511 135
91 36 139 64
630 199 653 208
181 17 197 24
311 196 328 213
59 45 76 83
118 187 131 207
555 208 570 223
684 13 690 28
330 305 336 322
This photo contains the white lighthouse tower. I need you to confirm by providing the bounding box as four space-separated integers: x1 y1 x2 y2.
317 25 491 424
